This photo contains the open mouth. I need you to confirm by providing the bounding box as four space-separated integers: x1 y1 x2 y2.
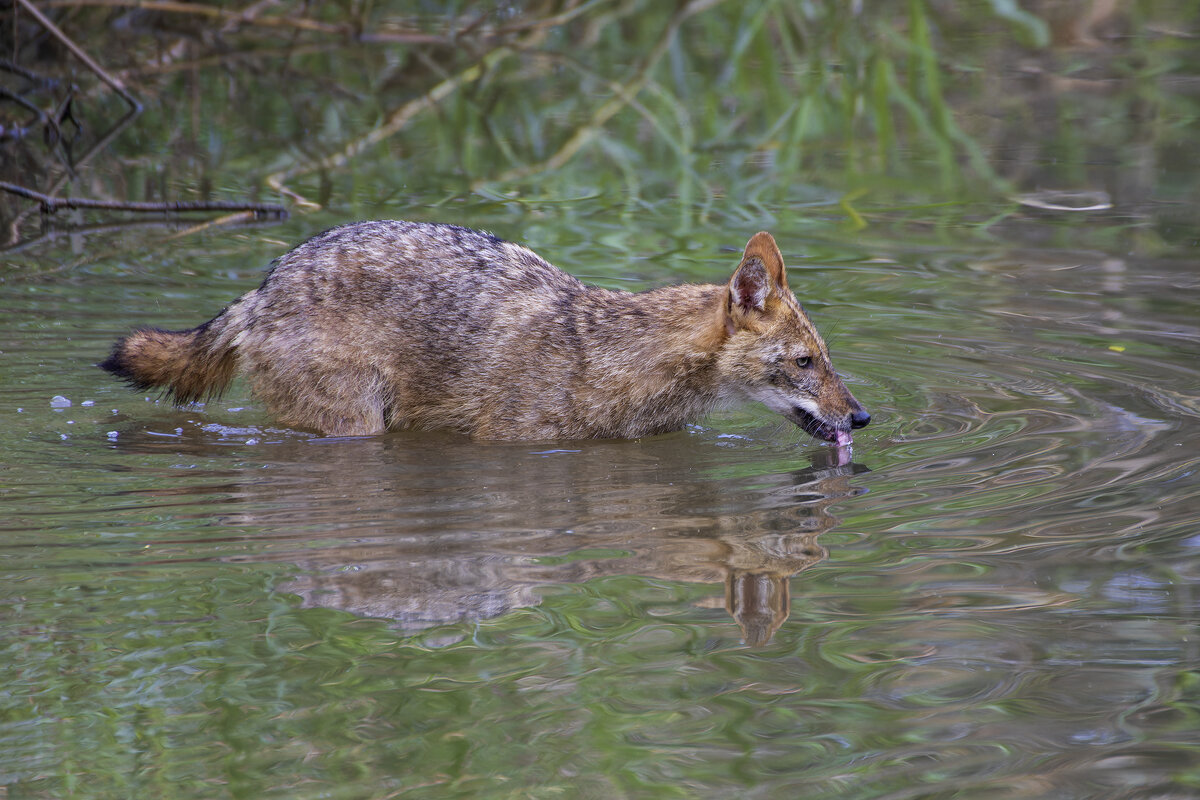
790 406 852 447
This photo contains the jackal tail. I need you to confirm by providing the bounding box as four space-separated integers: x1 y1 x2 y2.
100 318 239 405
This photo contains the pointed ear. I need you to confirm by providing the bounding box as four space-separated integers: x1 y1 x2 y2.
727 232 788 317
743 231 788 291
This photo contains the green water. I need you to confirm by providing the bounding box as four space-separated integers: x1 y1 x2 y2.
3 2 1200 798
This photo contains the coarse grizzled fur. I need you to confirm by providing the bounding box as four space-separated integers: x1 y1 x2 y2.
101 221 870 442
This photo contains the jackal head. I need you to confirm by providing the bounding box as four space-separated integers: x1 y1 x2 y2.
717 232 870 445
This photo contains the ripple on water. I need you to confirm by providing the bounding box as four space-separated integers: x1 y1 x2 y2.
3 239 1200 799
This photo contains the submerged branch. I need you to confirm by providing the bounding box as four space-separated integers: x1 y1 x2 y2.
0 214 278 258
7 107 142 245
0 182 287 217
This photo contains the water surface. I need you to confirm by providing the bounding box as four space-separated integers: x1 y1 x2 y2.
3 3 1200 798
4 219 1197 798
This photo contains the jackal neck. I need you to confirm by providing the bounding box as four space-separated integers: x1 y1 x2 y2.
567 283 730 437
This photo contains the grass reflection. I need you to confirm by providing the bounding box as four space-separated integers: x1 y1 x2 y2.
5 0 1198 253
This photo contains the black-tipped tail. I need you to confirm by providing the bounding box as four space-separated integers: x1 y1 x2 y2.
100 324 236 404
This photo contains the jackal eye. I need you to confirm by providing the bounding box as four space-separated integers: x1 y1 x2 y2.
795 356 812 369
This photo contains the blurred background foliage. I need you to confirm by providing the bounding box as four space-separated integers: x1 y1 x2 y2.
2 0 1199 254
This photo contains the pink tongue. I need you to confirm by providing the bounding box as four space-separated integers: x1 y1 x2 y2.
834 430 853 448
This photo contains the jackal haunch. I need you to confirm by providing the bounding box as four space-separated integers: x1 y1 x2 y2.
101 221 870 443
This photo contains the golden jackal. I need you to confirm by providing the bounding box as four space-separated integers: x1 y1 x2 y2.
101 221 869 442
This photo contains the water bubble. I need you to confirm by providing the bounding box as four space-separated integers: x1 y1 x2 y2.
81 400 95 407
107 431 119 440
50 395 71 408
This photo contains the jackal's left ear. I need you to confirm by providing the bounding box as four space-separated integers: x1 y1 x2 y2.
728 231 788 315
743 231 788 290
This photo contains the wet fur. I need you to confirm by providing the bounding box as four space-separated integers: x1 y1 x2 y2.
101 221 867 440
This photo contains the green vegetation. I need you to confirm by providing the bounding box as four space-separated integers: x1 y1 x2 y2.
3 6 1199 795
5 0 1199 253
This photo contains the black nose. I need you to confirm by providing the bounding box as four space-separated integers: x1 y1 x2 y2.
850 408 871 429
